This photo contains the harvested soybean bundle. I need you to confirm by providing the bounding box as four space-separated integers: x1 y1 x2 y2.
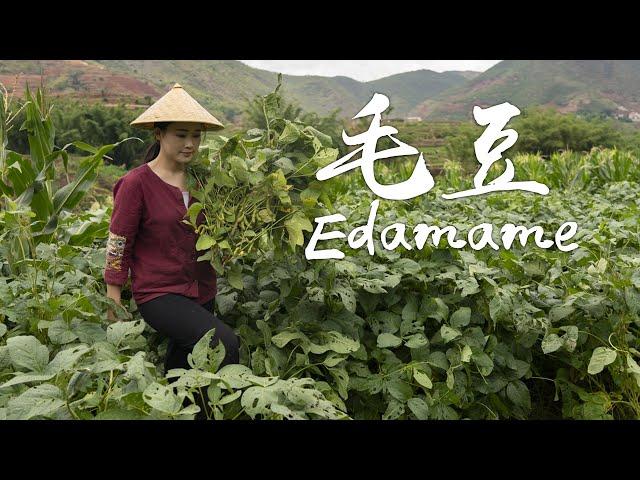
183 87 338 282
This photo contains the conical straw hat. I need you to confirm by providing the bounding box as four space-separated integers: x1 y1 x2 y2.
130 83 224 131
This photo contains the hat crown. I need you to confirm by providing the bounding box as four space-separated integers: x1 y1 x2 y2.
130 83 223 131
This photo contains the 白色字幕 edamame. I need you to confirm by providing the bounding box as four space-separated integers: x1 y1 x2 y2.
304 200 579 260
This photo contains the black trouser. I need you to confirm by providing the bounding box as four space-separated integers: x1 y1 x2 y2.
138 293 240 373
138 293 240 417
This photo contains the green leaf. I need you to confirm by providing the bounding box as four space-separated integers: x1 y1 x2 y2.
625 287 640 315
143 382 183 415
413 369 433 389
219 390 242 406
559 325 579 352
446 369 455 390
550 304 575 322
227 263 244 290
336 283 357 313
328 366 349 399
311 147 339 168
284 211 313 249
217 364 278 390
440 325 462 343
106 320 145 349
407 397 430 419
425 297 449 323
457 277 481 297
271 330 308 349
626 354 640 388
1 372 56 389
541 333 563 354
404 333 428 349
386 378 413 402
300 183 323 207
278 120 301 145
51 151 105 220
382 398 405 420
187 328 223 372
6 336 49 373
94 408 144 420
308 331 360 355
402 298 419 322
211 165 236 187
428 351 449 371
377 333 402 349
304 126 334 148
394 258 421 275
196 234 215 251
323 353 347 368
215 291 238 316
71 141 98 154
489 291 513 323
46 344 91 374
450 307 471 328
187 202 204 226
472 352 494 376
274 157 295 174
47 320 79 345
6 384 66 420
506 380 531 411
461 344 472 363
241 385 281 419
588 347 617 375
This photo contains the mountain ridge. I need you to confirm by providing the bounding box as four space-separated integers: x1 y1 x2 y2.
2 60 639 124
0 60 476 121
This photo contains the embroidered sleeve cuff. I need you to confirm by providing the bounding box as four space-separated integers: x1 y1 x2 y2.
104 231 129 285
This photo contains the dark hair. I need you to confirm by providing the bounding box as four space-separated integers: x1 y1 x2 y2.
143 122 171 163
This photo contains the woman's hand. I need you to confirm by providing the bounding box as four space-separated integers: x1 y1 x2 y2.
107 298 124 323
107 304 119 323
106 296 132 323
106 284 131 323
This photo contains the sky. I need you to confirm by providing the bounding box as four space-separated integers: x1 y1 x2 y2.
239 60 502 82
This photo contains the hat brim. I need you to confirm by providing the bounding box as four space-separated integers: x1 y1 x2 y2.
130 120 225 131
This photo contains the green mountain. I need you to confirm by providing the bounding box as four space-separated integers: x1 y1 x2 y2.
0 60 475 122
6 60 640 124
367 69 477 118
411 60 640 121
96 61 474 119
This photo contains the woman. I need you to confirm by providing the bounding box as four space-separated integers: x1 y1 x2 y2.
104 84 239 417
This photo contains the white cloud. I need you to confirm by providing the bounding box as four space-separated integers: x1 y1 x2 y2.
239 60 501 82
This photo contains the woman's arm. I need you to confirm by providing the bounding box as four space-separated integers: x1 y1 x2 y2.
106 283 123 322
106 283 122 303
104 174 143 320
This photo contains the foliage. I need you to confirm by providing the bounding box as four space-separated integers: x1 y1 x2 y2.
7 98 151 168
511 107 625 155
442 108 637 169
184 74 339 273
1 81 639 420
0 85 135 279
243 80 347 156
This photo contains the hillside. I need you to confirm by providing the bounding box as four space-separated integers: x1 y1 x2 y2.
95 61 474 119
411 60 640 122
0 60 474 122
367 69 475 117
0 60 161 106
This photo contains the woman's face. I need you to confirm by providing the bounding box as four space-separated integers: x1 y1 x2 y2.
157 122 202 164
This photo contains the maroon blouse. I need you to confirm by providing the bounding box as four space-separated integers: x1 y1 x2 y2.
103 163 217 306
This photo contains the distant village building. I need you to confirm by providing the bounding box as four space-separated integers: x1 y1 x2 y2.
406 116 422 122
629 111 640 122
